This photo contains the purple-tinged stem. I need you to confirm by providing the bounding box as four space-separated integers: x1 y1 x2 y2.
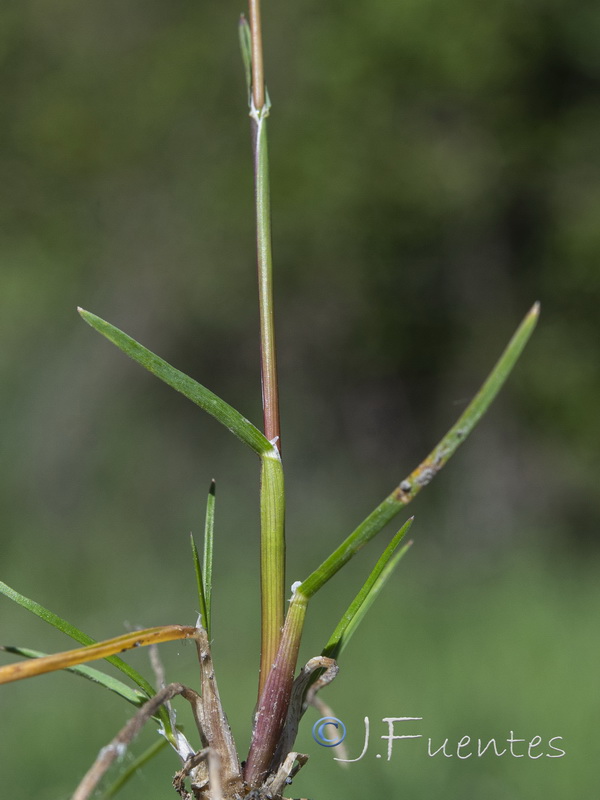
244 590 307 787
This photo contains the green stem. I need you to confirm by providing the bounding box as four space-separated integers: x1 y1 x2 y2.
245 303 538 774
259 450 286 692
252 93 280 448
245 0 286 697
246 524 413 782
247 1 279 449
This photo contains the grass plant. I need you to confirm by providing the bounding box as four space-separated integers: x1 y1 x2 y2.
0 3 538 799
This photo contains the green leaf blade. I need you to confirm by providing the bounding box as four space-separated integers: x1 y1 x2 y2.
300 303 539 598
202 479 216 637
0 580 152 694
97 737 170 799
190 532 209 639
410 301 541 484
0 646 147 708
322 519 413 660
0 580 175 736
78 308 273 457
238 14 253 106
190 480 215 637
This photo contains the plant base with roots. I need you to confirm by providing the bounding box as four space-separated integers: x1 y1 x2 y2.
70 627 336 800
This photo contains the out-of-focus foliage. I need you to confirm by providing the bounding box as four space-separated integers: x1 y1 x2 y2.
0 1 598 798
1 0 598 550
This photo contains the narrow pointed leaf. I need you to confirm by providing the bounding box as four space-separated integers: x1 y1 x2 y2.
0 580 155 696
0 625 198 685
337 539 413 654
78 308 273 457
97 737 170 799
0 580 182 738
190 533 209 638
202 479 215 637
0 646 146 707
300 303 539 598
322 526 413 661
238 14 253 106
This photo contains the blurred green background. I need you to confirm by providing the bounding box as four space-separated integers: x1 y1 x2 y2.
1 1 599 798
